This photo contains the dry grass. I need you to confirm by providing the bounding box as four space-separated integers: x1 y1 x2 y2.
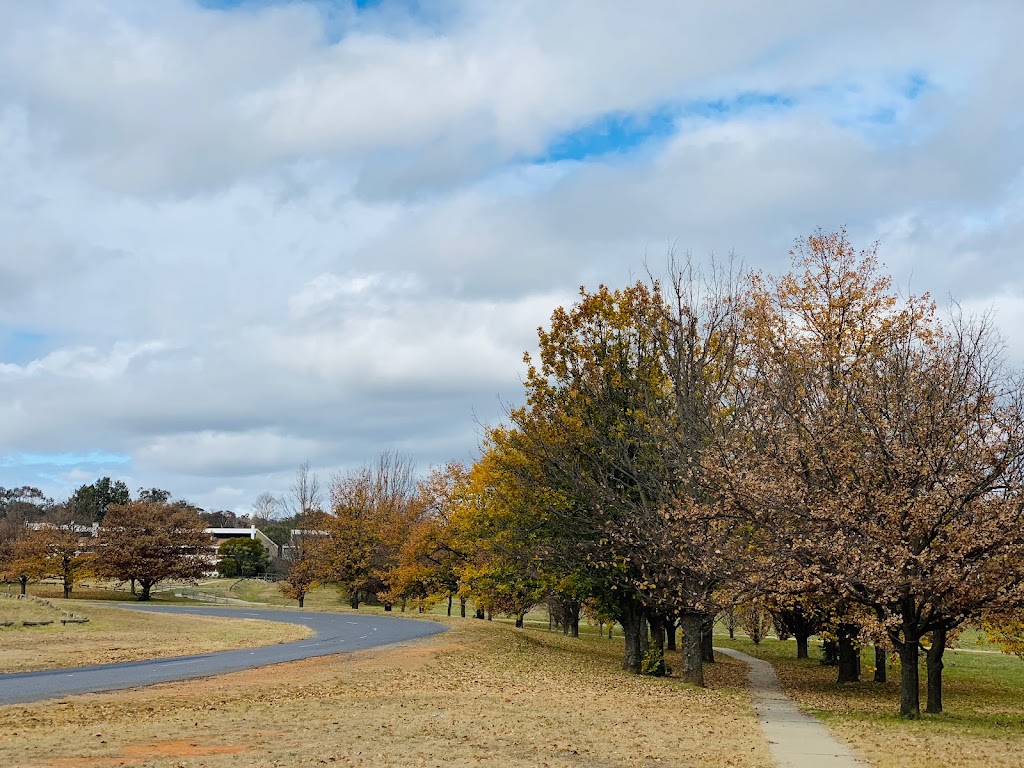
1 620 773 768
717 635 1024 768
0 598 310 673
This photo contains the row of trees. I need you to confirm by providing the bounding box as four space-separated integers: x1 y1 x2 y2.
0 477 256 528
276 231 1024 720
0 500 211 600
476 230 1024 719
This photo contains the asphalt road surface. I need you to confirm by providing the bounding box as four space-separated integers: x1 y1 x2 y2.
0 605 446 706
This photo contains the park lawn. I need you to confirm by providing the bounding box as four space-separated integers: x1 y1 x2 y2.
715 634 1024 768
197 579 619 634
0 599 311 673
0 619 774 768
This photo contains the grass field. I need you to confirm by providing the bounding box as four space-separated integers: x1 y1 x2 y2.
10 578 1024 767
715 633 1024 768
194 579 619 634
0 594 311 673
0 619 773 768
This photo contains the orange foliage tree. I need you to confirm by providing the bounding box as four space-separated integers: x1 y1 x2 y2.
12 524 94 598
96 500 211 600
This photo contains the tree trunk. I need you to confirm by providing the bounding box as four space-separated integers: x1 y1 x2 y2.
679 612 706 687
647 618 667 676
821 638 839 666
298 594 305 608
701 619 715 663
561 606 577 638
63 578 72 599
515 613 525 628
837 623 860 683
130 578 136 595
19 575 27 596
140 581 152 601
895 634 921 718
874 646 887 683
486 611 492 621
926 628 946 714
384 602 392 612
666 619 677 652
447 594 453 617
350 590 360 609
460 597 467 618
475 608 485 619
794 634 811 659
620 604 645 674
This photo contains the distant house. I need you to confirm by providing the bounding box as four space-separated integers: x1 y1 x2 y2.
27 521 100 536
205 526 278 557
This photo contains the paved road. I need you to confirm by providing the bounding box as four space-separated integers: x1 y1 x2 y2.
0 606 446 706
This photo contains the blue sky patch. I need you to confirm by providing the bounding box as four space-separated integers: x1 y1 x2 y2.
0 451 131 469
543 91 795 164
1 329 49 365
903 72 930 100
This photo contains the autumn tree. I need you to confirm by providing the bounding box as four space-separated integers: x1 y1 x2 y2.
96 500 211 600
277 463 326 607
724 230 1024 717
388 462 469 615
454 446 558 627
0 517 37 594
736 602 773 644
501 258 747 684
321 451 418 609
12 524 94 598
279 514 325 608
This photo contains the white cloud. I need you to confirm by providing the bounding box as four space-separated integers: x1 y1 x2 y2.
136 429 328 476
1 0 1024 510
0 341 169 381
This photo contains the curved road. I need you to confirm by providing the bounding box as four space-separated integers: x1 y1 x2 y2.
0 606 446 706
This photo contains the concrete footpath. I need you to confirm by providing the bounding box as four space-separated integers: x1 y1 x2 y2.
715 647 869 768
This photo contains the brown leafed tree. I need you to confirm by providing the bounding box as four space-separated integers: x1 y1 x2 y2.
0 516 29 593
724 230 1024 717
12 524 94 598
96 501 211 600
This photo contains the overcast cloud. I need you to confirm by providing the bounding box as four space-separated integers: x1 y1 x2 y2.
2 0 1023 511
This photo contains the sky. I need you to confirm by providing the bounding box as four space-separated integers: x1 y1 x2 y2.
2 0 1024 512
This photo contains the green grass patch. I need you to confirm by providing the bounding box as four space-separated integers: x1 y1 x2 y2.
712 634 1024 737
